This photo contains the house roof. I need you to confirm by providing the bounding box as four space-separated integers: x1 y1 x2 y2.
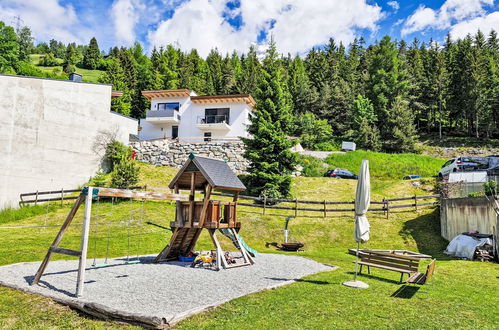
169 154 246 191
191 94 256 108
141 89 191 100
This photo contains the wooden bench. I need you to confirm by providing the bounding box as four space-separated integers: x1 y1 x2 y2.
405 259 436 290
355 249 421 283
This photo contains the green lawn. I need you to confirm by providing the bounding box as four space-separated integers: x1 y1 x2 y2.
0 163 497 328
325 150 445 179
29 54 105 83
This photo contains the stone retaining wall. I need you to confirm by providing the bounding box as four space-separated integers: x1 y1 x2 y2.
131 140 249 173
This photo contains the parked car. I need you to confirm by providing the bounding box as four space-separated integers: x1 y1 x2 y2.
324 168 358 179
438 157 489 178
403 175 422 180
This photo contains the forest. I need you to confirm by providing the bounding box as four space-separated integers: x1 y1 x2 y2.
1 20 498 153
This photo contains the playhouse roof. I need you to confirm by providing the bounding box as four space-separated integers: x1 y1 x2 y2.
169 154 246 191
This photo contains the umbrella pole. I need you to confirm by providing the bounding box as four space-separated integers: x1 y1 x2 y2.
354 242 359 281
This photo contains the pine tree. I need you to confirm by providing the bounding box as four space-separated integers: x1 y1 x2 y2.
83 37 101 69
288 55 318 114
206 49 224 93
242 39 297 199
99 58 132 116
366 36 415 152
239 45 261 94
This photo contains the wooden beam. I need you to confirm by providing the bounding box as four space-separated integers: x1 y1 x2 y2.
32 195 84 285
198 185 212 228
189 172 196 227
76 187 93 297
49 247 82 257
96 187 189 201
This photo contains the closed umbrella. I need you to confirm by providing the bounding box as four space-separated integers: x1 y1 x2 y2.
343 159 371 289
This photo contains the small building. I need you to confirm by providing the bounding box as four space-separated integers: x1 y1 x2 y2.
139 89 255 141
0 74 138 208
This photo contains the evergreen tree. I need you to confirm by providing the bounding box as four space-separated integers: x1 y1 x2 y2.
239 45 261 94
82 37 101 69
288 55 318 114
242 39 297 199
0 21 19 74
221 55 237 94
99 58 132 116
366 36 415 152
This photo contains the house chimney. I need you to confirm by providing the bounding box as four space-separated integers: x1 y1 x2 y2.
69 73 82 82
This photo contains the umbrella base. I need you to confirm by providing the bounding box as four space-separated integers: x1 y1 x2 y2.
342 280 369 289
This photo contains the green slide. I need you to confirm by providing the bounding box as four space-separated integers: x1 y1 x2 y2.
219 229 258 257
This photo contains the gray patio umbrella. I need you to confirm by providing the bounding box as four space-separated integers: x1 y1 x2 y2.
343 159 371 289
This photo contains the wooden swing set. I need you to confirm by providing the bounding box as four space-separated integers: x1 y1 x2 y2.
31 154 255 297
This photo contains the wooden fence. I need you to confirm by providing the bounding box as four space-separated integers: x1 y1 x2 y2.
20 186 440 218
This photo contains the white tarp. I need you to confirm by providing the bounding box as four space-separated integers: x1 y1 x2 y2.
354 159 370 243
444 234 493 260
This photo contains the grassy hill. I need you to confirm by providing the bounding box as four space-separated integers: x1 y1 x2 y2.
29 54 105 83
0 162 496 328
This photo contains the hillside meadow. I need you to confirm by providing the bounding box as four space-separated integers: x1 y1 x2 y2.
0 162 497 328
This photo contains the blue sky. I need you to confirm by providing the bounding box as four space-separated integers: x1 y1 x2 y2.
0 0 497 56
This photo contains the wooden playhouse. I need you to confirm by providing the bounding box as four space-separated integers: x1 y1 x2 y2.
154 154 255 269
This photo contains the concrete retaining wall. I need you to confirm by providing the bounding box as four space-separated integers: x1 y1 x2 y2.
0 74 138 208
440 197 498 249
131 139 249 174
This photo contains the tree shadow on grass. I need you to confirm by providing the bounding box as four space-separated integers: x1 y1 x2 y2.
399 208 451 259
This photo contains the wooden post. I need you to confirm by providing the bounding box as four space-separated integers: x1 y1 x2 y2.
76 187 93 297
189 172 196 227
32 195 84 285
386 200 390 219
61 188 64 206
323 200 327 218
414 194 418 212
35 190 38 205
294 199 298 217
263 195 267 215
198 185 212 228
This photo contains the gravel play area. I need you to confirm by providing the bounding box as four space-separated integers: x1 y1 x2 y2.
0 254 334 327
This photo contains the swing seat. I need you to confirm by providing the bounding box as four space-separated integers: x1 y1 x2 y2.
125 260 141 264
91 263 109 268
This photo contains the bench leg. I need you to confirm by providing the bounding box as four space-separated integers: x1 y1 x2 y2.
367 266 371 275
359 264 363 274
399 273 404 284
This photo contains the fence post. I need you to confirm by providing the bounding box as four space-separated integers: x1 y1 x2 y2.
323 200 326 218
414 194 418 212
383 198 389 219
61 188 64 206
295 199 298 217
263 195 267 215
35 190 39 205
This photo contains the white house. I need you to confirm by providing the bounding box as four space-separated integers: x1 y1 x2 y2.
139 89 255 141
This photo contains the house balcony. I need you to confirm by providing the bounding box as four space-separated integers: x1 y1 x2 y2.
145 110 181 124
195 115 231 130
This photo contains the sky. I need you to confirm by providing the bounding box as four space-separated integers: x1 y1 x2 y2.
0 0 497 57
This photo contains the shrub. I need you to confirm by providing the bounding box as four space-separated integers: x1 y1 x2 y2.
110 154 139 189
105 140 132 171
39 52 59 66
484 180 498 196
295 112 333 150
468 192 484 198
298 156 328 177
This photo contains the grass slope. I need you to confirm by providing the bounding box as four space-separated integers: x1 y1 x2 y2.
0 163 497 328
29 54 105 83
325 150 445 179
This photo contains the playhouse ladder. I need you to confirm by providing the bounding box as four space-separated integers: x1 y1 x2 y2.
154 227 202 262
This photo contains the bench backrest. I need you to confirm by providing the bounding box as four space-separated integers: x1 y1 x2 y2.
360 250 420 273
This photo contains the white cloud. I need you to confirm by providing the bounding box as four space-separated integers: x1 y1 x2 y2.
402 0 495 36
111 0 146 45
450 11 499 38
387 1 399 11
148 0 383 57
0 0 87 44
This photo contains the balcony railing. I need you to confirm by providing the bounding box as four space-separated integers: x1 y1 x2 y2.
147 109 181 120
197 115 230 125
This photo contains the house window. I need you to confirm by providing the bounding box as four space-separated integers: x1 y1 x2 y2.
172 126 178 139
204 132 212 142
205 108 229 124
157 103 180 111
